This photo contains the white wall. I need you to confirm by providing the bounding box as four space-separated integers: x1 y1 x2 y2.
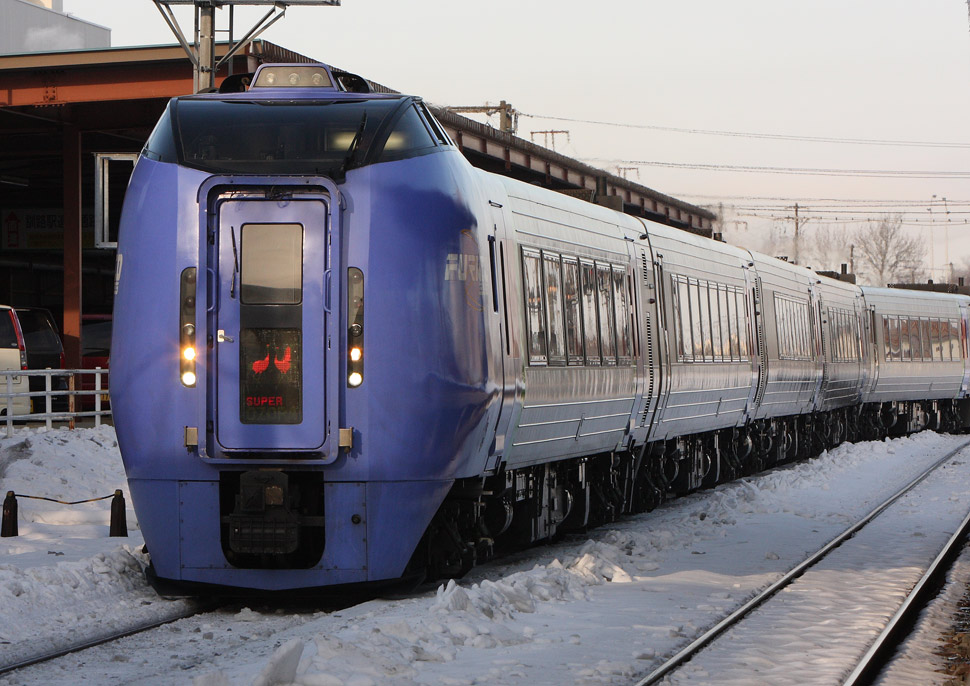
0 0 108 54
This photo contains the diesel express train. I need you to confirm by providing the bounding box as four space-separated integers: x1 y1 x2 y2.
110 63 970 592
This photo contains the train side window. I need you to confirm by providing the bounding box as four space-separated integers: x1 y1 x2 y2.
883 317 891 361
777 298 791 359
796 300 808 358
937 319 952 362
580 261 601 365
841 313 848 360
597 264 617 365
780 299 790 358
725 286 738 359
735 289 749 357
543 252 566 365
919 319 932 361
417 102 452 146
835 311 844 361
708 283 723 359
377 105 437 161
562 258 584 365
887 317 900 361
849 313 857 360
716 286 731 361
828 308 849 362
899 319 911 361
612 266 632 364
674 276 692 361
522 249 547 365
689 281 705 359
949 319 961 360
930 319 944 361
906 318 919 360
908 318 920 360
827 309 838 361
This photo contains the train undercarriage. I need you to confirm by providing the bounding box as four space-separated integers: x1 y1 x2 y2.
418 399 969 582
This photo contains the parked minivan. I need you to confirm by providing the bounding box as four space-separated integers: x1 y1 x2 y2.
15 307 68 412
0 305 31 418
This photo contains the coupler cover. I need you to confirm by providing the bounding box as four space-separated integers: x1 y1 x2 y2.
227 471 300 554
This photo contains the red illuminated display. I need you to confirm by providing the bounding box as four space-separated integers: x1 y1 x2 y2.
251 346 293 375
240 328 301 424
246 396 284 407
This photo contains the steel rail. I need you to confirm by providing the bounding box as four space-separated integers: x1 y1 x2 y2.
0 600 222 677
634 437 970 686
842 502 970 685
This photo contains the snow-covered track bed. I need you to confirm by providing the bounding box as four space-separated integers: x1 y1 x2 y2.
0 599 219 678
6 428 970 684
639 437 970 686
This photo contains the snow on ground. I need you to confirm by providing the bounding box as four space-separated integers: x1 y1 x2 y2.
0 425 967 685
0 426 193 664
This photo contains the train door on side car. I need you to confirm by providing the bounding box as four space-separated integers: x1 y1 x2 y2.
213 198 329 452
485 200 518 469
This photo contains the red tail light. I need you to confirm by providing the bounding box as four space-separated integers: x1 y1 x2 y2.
7 310 27 370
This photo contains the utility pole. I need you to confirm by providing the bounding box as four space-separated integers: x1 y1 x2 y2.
198 3 215 91
616 166 639 180
793 203 801 265
530 130 570 151
154 1 340 94
445 101 518 134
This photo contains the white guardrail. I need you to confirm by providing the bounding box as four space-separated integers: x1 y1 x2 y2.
1 368 110 437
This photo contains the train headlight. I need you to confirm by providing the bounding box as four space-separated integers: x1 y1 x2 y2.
180 267 197 387
347 267 364 388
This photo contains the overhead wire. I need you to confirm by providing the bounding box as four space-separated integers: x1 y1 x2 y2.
580 158 970 180
518 111 970 149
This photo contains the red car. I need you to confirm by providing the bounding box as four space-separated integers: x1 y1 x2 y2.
80 314 111 410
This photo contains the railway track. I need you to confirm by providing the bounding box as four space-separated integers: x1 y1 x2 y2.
0 600 219 678
635 436 970 686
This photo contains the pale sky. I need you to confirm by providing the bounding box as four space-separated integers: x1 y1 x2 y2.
62 0 970 280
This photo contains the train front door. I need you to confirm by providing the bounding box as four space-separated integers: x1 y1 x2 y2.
212 197 329 452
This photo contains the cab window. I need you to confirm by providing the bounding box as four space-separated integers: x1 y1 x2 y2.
377 105 437 161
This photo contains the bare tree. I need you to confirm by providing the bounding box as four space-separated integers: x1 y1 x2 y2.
853 216 926 287
759 222 795 262
804 224 852 273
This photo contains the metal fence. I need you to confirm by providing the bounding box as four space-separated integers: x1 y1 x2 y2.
1 368 110 437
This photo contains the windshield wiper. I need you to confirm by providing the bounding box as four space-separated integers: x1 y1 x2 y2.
336 112 367 182
230 226 239 299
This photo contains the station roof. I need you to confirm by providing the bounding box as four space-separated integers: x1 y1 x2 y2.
0 39 715 234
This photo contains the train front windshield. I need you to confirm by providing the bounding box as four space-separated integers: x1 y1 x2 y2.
148 98 413 176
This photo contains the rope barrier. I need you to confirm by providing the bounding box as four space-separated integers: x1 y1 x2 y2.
1 490 128 538
12 493 115 506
